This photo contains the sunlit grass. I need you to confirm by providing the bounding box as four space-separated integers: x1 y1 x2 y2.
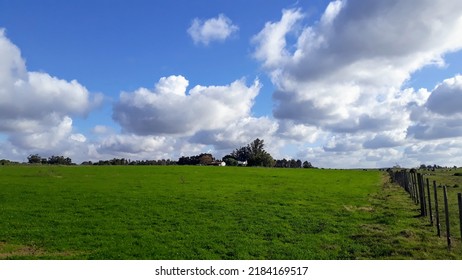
0 166 460 259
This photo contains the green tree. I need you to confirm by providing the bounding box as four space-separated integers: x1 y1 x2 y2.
247 138 274 167
230 146 251 162
303 161 313 168
229 139 274 167
27 154 42 164
222 155 238 166
198 153 214 165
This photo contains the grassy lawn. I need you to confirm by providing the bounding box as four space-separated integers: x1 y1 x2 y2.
0 165 460 259
408 168 462 253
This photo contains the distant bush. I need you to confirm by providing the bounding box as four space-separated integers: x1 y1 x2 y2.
454 184 460 188
454 173 462 176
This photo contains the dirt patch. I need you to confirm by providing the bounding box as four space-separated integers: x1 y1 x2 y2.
0 242 43 259
0 242 77 259
343 205 374 212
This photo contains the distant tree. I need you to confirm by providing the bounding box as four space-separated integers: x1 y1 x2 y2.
246 138 274 167
303 161 313 168
230 146 251 162
178 153 214 165
222 155 238 166
48 155 73 165
0 159 19 165
178 156 193 165
27 154 42 164
199 153 214 165
229 139 274 167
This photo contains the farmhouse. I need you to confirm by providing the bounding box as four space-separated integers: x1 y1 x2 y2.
208 161 226 167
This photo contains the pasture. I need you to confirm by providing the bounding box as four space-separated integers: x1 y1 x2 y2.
0 165 460 259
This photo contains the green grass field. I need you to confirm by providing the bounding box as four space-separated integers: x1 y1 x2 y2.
0 166 460 259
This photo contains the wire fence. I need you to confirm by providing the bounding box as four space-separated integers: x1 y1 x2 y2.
389 169 462 251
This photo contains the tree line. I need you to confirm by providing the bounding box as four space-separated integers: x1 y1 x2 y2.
21 138 315 168
27 154 73 165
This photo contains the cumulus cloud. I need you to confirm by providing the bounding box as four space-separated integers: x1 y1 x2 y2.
253 0 462 134
404 140 462 167
109 75 284 159
189 116 279 150
252 9 303 68
97 134 171 155
426 75 462 116
187 14 239 45
407 75 462 140
249 0 462 166
0 29 100 159
277 120 321 143
113 75 261 136
363 132 404 149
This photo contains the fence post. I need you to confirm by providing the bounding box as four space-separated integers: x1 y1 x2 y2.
418 173 426 217
412 172 419 204
433 181 441 237
408 172 414 199
458 193 462 242
404 171 411 195
443 185 451 250
426 178 433 226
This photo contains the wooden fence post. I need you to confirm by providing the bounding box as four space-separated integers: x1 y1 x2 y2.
404 171 411 195
412 172 419 204
418 173 426 217
426 178 433 226
458 193 462 242
408 172 414 199
433 181 441 237
443 185 451 250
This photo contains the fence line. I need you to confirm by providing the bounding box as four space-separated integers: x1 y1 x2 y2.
389 169 461 251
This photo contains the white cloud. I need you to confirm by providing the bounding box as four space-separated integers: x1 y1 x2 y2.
250 0 462 166
253 0 462 134
277 120 321 143
92 125 115 135
187 14 239 45
91 133 213 161
407 75 462 140
113 75 261 136
252 9 303 68
425 75 462 116
0 32 98 124
189 116 279 151
97 134 170 155
404 140 462 167
0 29 100 160
110 75 283 160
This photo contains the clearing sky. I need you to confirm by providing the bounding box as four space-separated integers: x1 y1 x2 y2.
1 0 462 168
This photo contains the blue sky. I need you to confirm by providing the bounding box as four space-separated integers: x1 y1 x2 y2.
1 0 462 167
